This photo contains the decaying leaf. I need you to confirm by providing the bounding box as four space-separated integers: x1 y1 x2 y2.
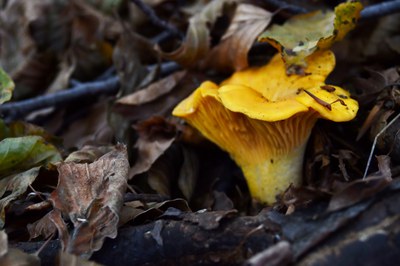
0 119 61 144
117 70 187 105
0 167 41 228
128 198 190 225
65 145 117 163
29 144 129 258
0 230 40 265
183 209 237 230
0 136 61 178
158 0 237 67
0 68 14 104
129 117 177 179
113 31 153 96
203 4 272 72
258 2 362 73
178 147 199 200
61 102 113 149
327 155 392 212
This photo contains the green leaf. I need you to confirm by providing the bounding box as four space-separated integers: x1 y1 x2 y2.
258 1 363 74
0 68 14 104
0 136 62 178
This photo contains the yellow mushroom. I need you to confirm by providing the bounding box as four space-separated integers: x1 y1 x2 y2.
173 50 358 204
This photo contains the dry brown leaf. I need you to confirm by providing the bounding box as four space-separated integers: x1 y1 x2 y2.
178 147 199 200
61 102 113 149
65 145 117 163
157 0 237 67
117 70 187 105
113 31 153 95
0 167 41 228
129 117 177 179
29 144 129 258
327 155 392 212
203 4 272 72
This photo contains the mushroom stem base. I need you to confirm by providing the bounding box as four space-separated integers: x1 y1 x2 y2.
240 142 307 204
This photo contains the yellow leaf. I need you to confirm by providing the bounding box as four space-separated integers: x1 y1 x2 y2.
258 1 363 74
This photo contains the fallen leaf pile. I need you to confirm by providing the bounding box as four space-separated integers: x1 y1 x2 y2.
0 0 400 264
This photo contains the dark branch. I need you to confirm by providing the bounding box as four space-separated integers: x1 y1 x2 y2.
262 0 400 20
0 61 181 120
262 0 311 14
0 76 120 120
360 0 400 21
131 0 183 39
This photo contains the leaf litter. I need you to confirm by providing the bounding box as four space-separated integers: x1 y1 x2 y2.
1 0 400 264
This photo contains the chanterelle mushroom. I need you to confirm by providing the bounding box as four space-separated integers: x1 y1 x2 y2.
173 50 358 204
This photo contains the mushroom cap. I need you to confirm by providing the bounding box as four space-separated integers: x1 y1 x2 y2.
219 50 358 122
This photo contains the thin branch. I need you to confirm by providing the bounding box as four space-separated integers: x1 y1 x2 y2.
262 0 400 20
262 0 311 14
131 0 183 39
0 61 181 120
0 76 120 120
360 0 400 21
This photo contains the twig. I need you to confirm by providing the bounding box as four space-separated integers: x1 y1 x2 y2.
0 76 120 119
131 0 183 39
363 112 400 179
262 0 400 20
360 0 400 21
262 0 310 14
0 61 181 120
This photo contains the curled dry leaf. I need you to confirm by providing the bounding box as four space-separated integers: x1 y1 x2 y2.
117 70 187 105
0 167 41 228
203 4 272 72
178 146 199 200
61 102 113 149
29 144 129 258
158 0 237 67
129 117 177 179
327 155 392 212
259 2 362 73
65 145 118 163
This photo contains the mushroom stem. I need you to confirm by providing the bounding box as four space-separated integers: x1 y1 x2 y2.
241 141 308 204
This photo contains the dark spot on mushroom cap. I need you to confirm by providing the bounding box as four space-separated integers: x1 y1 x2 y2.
270 159 274 164
321 85 336 92
338 94 348 99
285 49 297 56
